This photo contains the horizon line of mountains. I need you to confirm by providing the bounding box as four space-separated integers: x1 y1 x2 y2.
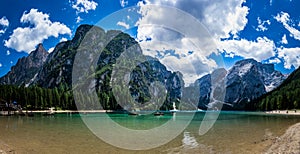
0 24 299 111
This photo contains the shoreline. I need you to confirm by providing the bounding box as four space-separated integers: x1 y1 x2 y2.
5 109 300 114
2 109 300 115
266 122 300 153
30 110 110 113
33 109 300 115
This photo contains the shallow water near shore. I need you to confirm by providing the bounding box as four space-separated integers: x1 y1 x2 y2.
1 112 300 154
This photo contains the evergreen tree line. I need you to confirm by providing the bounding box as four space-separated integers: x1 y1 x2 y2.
0 85 75 110
252 80 300 111
0 84 146 111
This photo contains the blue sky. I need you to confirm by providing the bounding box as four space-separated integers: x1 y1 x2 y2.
0 0 299 84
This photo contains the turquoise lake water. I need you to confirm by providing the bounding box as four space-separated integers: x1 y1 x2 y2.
1 112 300 153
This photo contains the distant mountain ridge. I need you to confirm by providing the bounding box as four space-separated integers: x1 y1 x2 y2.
194 58 286 110
252 66 300 111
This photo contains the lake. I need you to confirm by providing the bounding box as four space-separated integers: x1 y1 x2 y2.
0 112 300 154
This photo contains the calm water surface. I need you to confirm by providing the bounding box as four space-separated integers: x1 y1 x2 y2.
0 112 300 154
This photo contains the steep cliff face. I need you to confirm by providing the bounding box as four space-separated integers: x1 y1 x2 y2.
0 44 49 86
193 68 227 109
196 59 286 110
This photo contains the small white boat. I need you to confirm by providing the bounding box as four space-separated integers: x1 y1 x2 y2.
170 102 179 112
43 107 55 116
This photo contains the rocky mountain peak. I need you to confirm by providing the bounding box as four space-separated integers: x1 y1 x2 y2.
0 44 49 86
71 24 94 44
229 59 259 77
29 43 48 61
36 43 45 51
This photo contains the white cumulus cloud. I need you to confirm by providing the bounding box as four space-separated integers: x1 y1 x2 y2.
71 0 98 13
267 58 281 64
139 0 249 39
48 47 55 53
120 0 128 7
275 12 300 41
278 47 300 69
6 50 10 56
117 21 130 29
0 16 9 34
201 0 249 38
281 34 288 44
224 52 235 58
218 37 276 61
4 9 71 53
76 16 83 23
135 0 250 84
60 37 68 42
0 16 9 27
256 17 271 31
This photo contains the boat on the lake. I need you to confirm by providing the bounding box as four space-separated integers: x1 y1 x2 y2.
16 110 26 116
26 111 34 117
154 111 164 116
0 99 16 116
128 112 139 116
43 107 55 116
170 102 179 113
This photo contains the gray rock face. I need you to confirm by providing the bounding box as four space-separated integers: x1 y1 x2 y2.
0 44 49 86
128 59 183 110
196 59 286 110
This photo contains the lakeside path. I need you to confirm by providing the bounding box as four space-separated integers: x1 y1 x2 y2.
266 122 300 154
